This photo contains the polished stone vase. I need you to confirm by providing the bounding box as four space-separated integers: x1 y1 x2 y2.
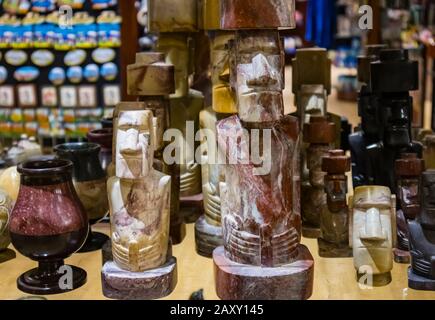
54 143 109 252
10 159 88 295
87 128 113 172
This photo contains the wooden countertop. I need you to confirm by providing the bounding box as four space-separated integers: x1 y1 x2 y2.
0 222 435 300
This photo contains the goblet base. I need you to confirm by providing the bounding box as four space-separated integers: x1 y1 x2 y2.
78 230 109 253
17 260 87 295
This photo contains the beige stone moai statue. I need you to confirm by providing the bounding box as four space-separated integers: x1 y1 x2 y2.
195 1 237 258
212 0 314 301
125 52 186 245
148 0 205 224
102 110 177 300
350 186 396 287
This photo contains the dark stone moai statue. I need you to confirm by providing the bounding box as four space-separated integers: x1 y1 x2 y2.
363 49 422 194
394 153 425 263
408 170 435 291
318 150 352 258
349 44 387 189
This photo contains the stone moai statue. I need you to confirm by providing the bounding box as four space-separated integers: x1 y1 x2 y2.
408 170 435 291
318 150 352 258
124 53 186 245
350 186 396 287
148 0 205 224
363 49 422 194
102 110 177 300
212 0 314 300
195 0 237 258
349 44 387 189
301 116 336 238
394 153 424 264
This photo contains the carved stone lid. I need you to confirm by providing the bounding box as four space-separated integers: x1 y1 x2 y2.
303 116 336 144
322 150 350 174
395 153 425 177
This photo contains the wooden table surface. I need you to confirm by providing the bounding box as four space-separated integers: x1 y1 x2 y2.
1 222 435 300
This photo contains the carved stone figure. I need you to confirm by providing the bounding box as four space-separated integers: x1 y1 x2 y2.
126 53 186 245
318 150 352 257
149 2 205 223
394 153 424 263
349 44 387 188
350 186 396 287
358 49 422 194
301 116 336 238
102 110 177 300
408 170 435 290
213 21 314 300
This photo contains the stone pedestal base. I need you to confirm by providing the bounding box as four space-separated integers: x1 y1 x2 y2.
180 193 203 224
170 219 186 245
195 215 223 258
318 239 352 258
213 245 314 300
101 257 177 300
0 248 16 263
302 224 321 239
394 248 411 264
408 268 435 291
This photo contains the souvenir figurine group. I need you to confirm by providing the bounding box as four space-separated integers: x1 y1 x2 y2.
2 0 435 301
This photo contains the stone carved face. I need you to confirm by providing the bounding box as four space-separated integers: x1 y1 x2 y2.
116 111 154 179
157 34 191 98
325 178 347 212
359 86 379 137
299 85 327 125
352 186 394 274
235 31 284 123
397 177 420 219
379 98 411 148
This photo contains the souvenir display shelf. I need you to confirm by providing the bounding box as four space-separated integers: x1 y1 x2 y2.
0 0 124 144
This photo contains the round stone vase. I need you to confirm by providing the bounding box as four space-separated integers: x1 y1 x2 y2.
87 128 113 172
10 159 88 295
54 143 109 252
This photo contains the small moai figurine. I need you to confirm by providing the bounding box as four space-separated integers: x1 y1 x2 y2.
292 48 342 149
349 44 387 188
126 52 186 245
394 153 424 263
195 1 237 257
102 110 177 300
408 170 435 290
301 116 336 238
350 186 396 287
423 135 435 169
148 0 205 223
213 0 314 300
363 49 422 194
0 189 15 263
318 150 352 258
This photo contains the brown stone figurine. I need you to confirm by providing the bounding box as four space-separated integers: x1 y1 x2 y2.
102 110 176 300
408 170 435 290
302 116 336 238
318 150 352 257
394 153 424 263
213 2 314 299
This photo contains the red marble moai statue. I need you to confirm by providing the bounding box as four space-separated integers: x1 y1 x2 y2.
213 0 314 300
